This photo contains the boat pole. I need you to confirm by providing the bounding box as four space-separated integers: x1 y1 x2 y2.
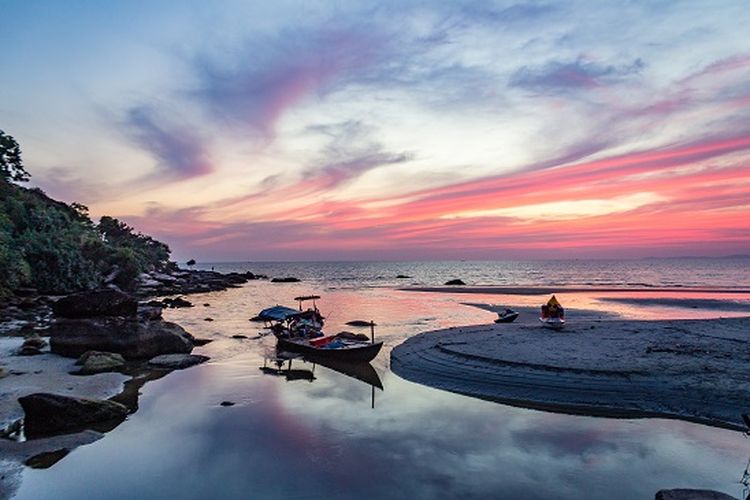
370 321 375 344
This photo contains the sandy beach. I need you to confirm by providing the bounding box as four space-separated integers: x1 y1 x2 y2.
391 308 750 430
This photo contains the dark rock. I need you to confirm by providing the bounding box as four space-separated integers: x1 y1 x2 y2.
232 334 248 339
18 298 39 310
203 303 211 307
192 337 213 346
18 345 43 356
137 305 163 321
19 393 128 438
149 353 209 369
49 318 194 359
204 317 214 322
444 279 466 286
162 297 193 308
220 401 235 407
23 334 47 349
345 320 374 327
271 277 301 283
654 489 737 500
396 275 411 279
74 351 126 374
53 290 138 318
25 448 71 469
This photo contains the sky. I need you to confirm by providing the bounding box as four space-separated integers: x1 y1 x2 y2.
2 0 749 261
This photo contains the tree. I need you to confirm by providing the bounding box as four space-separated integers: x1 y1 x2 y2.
0 130 30 182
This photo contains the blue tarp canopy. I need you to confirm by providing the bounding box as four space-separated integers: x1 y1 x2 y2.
258 305 300 322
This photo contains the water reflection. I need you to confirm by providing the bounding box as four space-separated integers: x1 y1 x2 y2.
11 283 750 499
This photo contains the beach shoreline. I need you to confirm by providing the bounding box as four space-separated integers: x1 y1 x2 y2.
391 313 750 431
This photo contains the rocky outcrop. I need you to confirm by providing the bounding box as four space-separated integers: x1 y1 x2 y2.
75 351 126 374
48 318 194 359
148 354 209 370
271 277 300 283
18 393 128 438
135 270 266 297
444 279 466 286
52 290 138 318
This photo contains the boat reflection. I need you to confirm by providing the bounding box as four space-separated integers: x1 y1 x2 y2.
261 345 384 407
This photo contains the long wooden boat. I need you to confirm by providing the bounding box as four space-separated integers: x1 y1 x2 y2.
277 336 383 363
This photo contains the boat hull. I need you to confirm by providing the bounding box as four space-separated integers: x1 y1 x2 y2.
540 317 565 330
495 312 519 323
277 338 384 362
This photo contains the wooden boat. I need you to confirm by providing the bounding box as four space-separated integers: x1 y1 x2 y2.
540 295 565 330
257 297 383 362
277 336 383 363
495 309 519 323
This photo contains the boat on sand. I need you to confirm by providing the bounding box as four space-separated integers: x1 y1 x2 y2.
540 295 565 329
495 309 519 323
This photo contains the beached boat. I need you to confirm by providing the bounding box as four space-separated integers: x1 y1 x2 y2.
540 295 565 329
495 309 519 323
257 298 383 362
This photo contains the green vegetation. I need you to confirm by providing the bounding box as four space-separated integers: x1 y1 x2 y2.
0 130 174 297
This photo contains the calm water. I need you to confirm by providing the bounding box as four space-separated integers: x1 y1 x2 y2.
13 260 750 499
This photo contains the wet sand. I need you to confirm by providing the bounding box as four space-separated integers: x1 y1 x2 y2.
403 286 750 295
391 313 750 430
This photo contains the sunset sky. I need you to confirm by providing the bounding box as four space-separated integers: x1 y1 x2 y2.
2 1 749 260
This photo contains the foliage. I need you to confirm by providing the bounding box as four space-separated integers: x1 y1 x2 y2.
0 129 30 182
0 132 175 296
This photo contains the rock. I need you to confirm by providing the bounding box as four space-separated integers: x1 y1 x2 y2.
49 318 194 359
75 351 126 374
232 334 248 339
654 489 737 500
203 303 210 307
148 354 209 370
19 393 128 438
192 337 213 346
23 334 47 349
396 275 411 279
52 290 138 318
25 448 71 469
271 277 301 283
138 305 163 321
162 297 193 308
220 401 235 407
204 317 214 322
18 345 43 356
444 279 466 286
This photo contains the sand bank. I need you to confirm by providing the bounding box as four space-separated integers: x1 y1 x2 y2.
391 314 750 430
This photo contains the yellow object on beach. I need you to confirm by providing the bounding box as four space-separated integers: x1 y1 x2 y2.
547 295 561 308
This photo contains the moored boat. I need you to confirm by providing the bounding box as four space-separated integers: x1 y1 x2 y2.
257 296 383 362
540 295 565 329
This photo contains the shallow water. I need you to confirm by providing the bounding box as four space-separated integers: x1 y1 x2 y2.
12 264 750 499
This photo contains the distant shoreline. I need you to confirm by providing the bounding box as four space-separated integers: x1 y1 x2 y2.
402 286 750 295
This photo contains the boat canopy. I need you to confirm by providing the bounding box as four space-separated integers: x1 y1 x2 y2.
258 305 302 322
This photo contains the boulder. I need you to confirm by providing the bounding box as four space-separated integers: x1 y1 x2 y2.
18 393 128 438
53 290 138 318
396 275 411 279
162 297 193 308
271 277 301 283
137 305 163 321
75 351 126 374
22 334 47 349
48 318 194 359
654 489 737 500
444 279 466 286
148 354 209 369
